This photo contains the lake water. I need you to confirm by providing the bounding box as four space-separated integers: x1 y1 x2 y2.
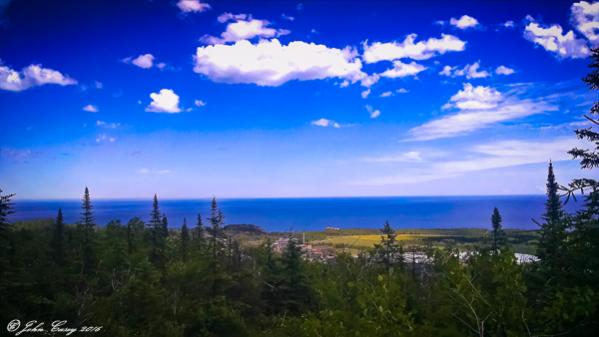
9 195 584 231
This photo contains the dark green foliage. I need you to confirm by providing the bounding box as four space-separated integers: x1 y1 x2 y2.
181 218 190 261
51 208 65 265
537 161 567 276
372 220 404 273
79 187 96 275
0 188 15 234
148 194 166 267
0 191 596 337
126 217 145 254
491 207 506 253
194 212 206 251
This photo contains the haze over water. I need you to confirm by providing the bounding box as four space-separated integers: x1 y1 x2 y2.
11 195 584 231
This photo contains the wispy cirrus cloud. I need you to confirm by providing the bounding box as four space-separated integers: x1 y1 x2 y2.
96 120 120 129
0 147 37 163
408 83 558 141
95 133 116 143
355 137 583 186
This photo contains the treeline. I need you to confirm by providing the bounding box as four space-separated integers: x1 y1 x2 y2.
0 51 598 337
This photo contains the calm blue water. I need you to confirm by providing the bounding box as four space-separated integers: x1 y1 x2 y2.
9 196 583 231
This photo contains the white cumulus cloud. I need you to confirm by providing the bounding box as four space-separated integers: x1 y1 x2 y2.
96 134 116 143
438 61 489 79
365 105 381 119
449 15 479 29
311 118 341 128
495 65 515 75
362 34 466 63
146 89 182 113
123 53 155 69
523 18 590 59
177 0 211 13
82 104 98 113
380 60 427 78
0 62 76 92
193 39 365 86
570 1 599 44
201 14 289 44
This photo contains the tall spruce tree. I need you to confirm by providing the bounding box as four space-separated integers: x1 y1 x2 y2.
491 207 506 254
280 237 313 313
373 221 403 273
193 212 205 250
209 197 224 261
0 188 15 236
51 208 65 265
79 187 95 274
148 194 164 266
537 161 567 271
161 213 169 239
181 218 190 261
208 197 225 295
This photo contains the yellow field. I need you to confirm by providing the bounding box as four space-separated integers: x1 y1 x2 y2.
322 234 454 248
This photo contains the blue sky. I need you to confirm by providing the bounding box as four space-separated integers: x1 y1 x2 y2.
1 0 598 199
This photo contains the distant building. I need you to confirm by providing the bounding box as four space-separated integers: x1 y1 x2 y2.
272 237 290 253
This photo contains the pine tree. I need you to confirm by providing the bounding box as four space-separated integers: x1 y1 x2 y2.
193 212 205 250
79 187 95 274
51 208 65 265
373 221 403 273
126 217 144 254
209 197 224 261
491 207 506 254
0 188 15 236
537 162 567 271
161 213 169 239
280 237 313 313
148 194 164 266
181 218 190 261
208 197 225 295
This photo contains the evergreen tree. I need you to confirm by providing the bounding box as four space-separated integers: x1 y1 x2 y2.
491 207 506 254
181 218 190 261
161 213 169 239
148 194 164 266
193 212 205 250
537 161 567 272
373 221 403 273
79 187 95 274
208 197 225 295
51 208 65 265
569 47 599 172
209 197 224 261
279 237 313 313
126 217 144 254
0 188 15 235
